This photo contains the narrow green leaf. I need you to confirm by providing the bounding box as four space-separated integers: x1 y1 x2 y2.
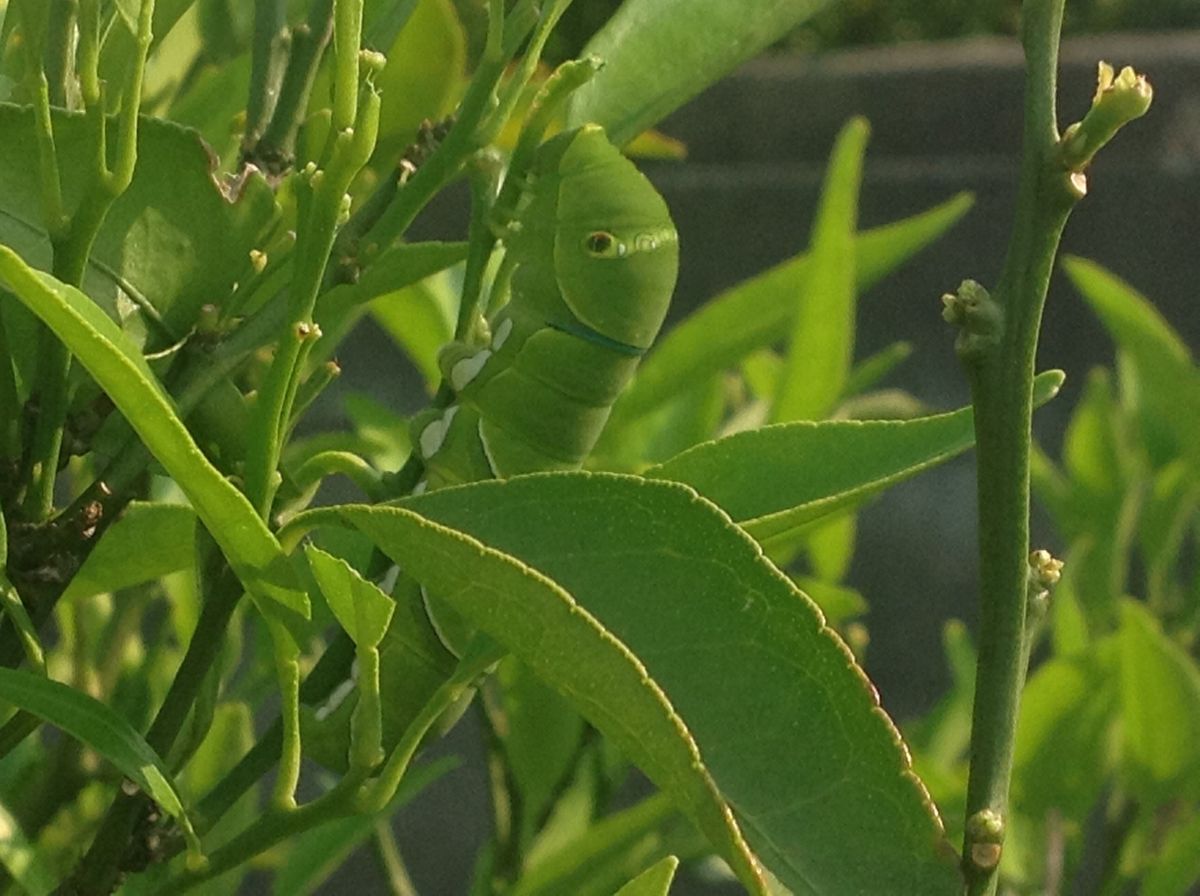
648 370 1064 539
843 341 913 398
566 0 833 146
346 473 962 894
1063 256 1200 468
0 668 199 851
514 794 701 896
1117 599 1200 806
0 798 57 896
614 855 679 896
305 544 395 648
63 502 197 601
609 192 974 429
773 117 867 422
0 247 308 620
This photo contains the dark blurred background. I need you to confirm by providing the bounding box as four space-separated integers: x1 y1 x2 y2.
318 9 1200 893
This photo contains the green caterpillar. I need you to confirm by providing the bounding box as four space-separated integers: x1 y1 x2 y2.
410 124 679 491
301 126 677 768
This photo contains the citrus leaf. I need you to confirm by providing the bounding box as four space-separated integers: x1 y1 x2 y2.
333 498 765 894
614 855 679 896
0 104 276 348
1063 256 1200 470
772 117 867 422
566 0 833 147
0 247 308 621
63 502 197 601
0 668 199 852
1117 599 1200 806
305 544 395 648
648 371 1064 539
338 473 962 894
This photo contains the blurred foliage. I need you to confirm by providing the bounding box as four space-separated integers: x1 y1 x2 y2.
517 0 1200 61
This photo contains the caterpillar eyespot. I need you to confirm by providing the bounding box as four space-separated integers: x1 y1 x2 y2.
584 231 625 257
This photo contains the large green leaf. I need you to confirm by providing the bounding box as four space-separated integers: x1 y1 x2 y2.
607 192 974 431
62 501 198 601
648 370 1064 539
566 0 832 146
333 499 764 893
0 668 198 851
772 117 866 422
339 474 962 895
0 104 276 347
0 247 308 621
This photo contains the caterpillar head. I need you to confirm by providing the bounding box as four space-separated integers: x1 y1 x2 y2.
547 125 678 351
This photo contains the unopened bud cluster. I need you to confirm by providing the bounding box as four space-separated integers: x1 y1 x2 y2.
941 280 1003 363
1060 62 1153 174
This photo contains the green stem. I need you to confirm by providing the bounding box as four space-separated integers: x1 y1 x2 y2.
42 0 76 108
0 311 20 464
271 642 303 807
19 0 154 521
244 0 289 150
0 576 44 673
291 450 381 498
155 640 482 890
455 154 504 340
161 773 368 894
331 0 363 132
193 631 356 830
106 0 155 195
243 85 379 516
960 2 1080 893
359 1 518 254
251 0 335 174
372 819 420 896
358 637 503 814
